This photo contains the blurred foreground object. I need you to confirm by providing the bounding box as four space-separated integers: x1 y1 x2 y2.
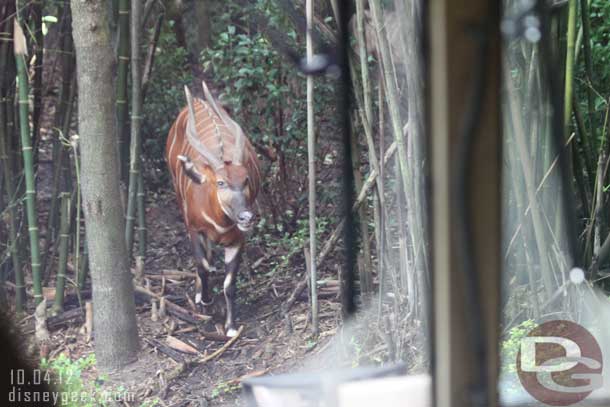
241 363 411 407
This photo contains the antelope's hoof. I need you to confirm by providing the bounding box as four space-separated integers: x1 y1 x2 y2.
226 328 238 337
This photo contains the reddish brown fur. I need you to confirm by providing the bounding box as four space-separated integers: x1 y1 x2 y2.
166 99 261 247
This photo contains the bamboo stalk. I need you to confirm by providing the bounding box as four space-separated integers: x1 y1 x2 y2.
350 116 373 296
0 88 25 313
1 10 24 312
137 169 146 258
284 142 397 313
141 11 164 100
580 0 595 127
125 0 143 257
116 0 130 184
352 0 384 301
505 62 554 299
52 194 71 314
369 0 410 208
305 0 318 335
46 10 74 248
14 20 43 304
78 242 89 289
31 0 44 156
563 0 577 137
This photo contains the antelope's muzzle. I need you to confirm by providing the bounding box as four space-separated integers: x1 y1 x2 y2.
237 210 254 232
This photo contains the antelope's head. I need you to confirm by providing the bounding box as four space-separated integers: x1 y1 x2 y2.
179 84 255 232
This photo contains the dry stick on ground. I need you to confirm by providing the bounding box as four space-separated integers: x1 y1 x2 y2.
22 307 85 335
134 285 212 322
143 337 185 363
283 142 397 313
196 325 244 364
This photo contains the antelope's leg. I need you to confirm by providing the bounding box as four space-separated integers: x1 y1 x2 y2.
223 245 242 337
189 231 213 305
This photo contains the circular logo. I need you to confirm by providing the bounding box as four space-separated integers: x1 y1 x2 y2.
517 320 603 406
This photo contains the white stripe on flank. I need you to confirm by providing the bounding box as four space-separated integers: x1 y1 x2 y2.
168 127 178 166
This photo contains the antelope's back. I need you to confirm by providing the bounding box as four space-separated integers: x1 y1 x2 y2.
166 98 261 202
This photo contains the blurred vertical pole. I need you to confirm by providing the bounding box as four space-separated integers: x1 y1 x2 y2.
428 0 501 406
306 0 318 335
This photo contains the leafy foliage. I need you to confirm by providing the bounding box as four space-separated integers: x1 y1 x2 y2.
39 353 135 406
142 22 193 187
500 319 537 374
201 0 337 238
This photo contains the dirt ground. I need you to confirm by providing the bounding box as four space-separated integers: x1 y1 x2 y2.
14 176 344 406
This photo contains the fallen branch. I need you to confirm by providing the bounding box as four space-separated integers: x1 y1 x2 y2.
284 142 397 312
23 307 85 334
199 330 232 342
134 285 212 323
143 337 185 363
166 335 200 355
197 325 244 364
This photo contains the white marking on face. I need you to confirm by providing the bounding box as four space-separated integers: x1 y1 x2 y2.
237 223 251 232
219 199 233 218
201 210 232 234
224 246 240 264
226 328 238 337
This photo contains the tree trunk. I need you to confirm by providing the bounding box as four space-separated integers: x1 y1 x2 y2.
70 0 139 371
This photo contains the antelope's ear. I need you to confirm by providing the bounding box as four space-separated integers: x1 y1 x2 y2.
177 155 206 184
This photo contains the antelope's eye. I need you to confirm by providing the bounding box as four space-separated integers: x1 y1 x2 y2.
217 180 225 187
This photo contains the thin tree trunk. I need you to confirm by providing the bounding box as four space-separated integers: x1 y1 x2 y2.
71 0 139 370
306 0 318 335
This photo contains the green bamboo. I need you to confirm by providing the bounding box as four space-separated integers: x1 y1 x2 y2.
0 90 25 313
52 193 71 314
117 0 130 184
46 9 74 247
31 0 44 155
15 21 43 304
137 170 146 258
563 0 577 137
46 75 75 258
1 12 24 312
580 0 595 127
125 0 143 257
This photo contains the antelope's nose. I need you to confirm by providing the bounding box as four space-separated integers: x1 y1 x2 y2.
238 211 253 224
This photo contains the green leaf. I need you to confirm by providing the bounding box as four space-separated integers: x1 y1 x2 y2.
42 15 58 23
